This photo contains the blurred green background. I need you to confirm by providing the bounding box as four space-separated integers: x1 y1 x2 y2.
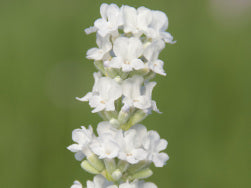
0 0 250 187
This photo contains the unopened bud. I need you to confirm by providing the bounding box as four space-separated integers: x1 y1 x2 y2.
118 160 129 173
130 168 153 180
109 118 120 128
94 61 105 75
112 169 122 181
104 158 116 174
87 154 105 172
118 110 130 125
81 160 100 174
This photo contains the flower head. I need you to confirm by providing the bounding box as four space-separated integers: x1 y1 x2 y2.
69 3 175 187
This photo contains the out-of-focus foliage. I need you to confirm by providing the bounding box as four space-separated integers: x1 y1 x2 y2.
0 0 250 188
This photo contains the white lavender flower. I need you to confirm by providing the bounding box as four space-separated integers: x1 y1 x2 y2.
68 122 168 167
143 131 169 167
67 125 94 161
76 74 122 113
87 34 112 61
122 75 159 113
144 40 166 76
105 37 145 72
86 3 123 37
69 3 175 188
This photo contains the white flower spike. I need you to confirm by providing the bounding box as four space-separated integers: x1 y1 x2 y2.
69 3 175 188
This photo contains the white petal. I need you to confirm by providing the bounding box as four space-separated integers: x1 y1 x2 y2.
144 81 156 100
96 77 122 101
121 63 133 72
106 4 121 25
76 92 92 102
96 34 112 51
91 103 106 113
105 100 116 111
141 182 157 188
71 180 82 188
149 60 166 76
74 152 85 161
86 180 94 188
97 121 118 136
86 48 105 60
127 37 143 60
131 124 148 147
67 144 82 152
144 40 165 61
137 7 152 30
132 148 148 161
131 59 145 70
156 139 168 152
100 3 109 19
94 19 111 37
161 32 176 44
123 6 137 33
108 57 123 69
122 5 137 33
151 10 168 31
151 100 161 113
153 153 169 167
122 75 144 100
93 175 106 187
113 37 128 59
85 26 97 34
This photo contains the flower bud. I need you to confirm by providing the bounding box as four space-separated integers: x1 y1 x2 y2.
112 169 122 181
94 61 105 75
130 168 153 180
104 158 116 174
109 118 120 128
118 160 129 173
87 154 105 172
118 110 130 125
81 160 100 174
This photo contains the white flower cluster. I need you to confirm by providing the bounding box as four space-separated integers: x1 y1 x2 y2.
72 175 157 188
85 3 175 76
71 175 157 188
68 122 168 167
77 74 159 114
69 3 174 188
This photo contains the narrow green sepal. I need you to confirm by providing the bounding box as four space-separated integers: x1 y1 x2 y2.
118 160 129 173
130 168 153 180
104 158 116 174
127 160 150 174
81 160 100 174
87 154 105 172
94 61 105 75
121 110 147 130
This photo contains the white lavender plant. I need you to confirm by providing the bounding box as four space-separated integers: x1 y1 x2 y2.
68 3 175 188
